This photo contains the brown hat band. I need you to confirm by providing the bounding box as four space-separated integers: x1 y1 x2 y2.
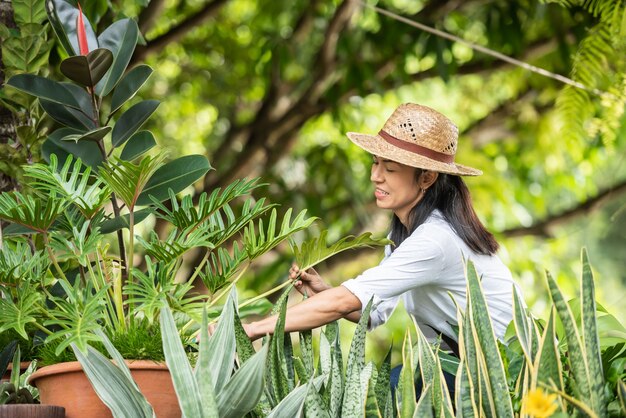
378 130 455 164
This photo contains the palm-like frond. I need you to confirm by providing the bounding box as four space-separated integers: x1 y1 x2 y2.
207 198 277 248
199 244 248 295
45 281 109 355
0 191 68 233
49 221 102 266
137 227 216 264
0 284 43 339
152 178 266 231
124 259 172 323
243 208 317 259
23 154 110 219
0 240 49 285
291 230 391 272
99 154 166 210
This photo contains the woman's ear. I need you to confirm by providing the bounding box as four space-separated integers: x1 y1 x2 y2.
419 170 439 190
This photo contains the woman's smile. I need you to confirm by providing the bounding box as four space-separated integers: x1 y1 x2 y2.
374 187 389 199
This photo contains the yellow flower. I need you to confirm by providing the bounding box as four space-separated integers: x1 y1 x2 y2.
521 388 559 418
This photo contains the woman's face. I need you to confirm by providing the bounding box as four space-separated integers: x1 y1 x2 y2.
370 155 422 225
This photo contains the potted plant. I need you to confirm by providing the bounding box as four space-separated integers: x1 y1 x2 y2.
0 0 319 416
0 342 65 418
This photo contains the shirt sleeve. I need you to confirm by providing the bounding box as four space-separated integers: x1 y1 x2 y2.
341 226 445 313
368 295 400 330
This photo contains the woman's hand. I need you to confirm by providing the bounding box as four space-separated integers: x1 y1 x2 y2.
289 263 331 297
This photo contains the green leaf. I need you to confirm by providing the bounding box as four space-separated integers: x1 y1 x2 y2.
466 261 514 417
0 191 68 233
63 126 112 143
13 0 47 25
292 231 391 272
45 0 98 56
136 155 212 206
267 286 292 404
120 131 156 161
413 384 434 418
267 376 326 418
195 308 219 417
216 343 269 418
7 74 81 108
160 305 206 418
111 100 159 148
304 378 331 417
99 208 153 234
111 65 153 114
512 285 540 364
580 249 607 415
0 289 41 339
534 309 564 391
60 48 114 87
397 332 416 418
40 99 95 131
73 345 154 418
95 19 139 96
42 128 104 169
206 288 237 395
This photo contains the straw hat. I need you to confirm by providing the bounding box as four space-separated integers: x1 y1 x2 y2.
347 103 482 176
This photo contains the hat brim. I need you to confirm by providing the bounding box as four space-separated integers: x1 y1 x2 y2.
347 132 482 176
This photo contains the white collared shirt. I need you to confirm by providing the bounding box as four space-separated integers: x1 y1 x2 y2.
341 210 520 341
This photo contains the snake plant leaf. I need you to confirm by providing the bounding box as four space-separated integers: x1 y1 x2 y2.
95 329 141 392
375 346 393 417
216 343 269 418
95 18 139 97
304 378 331 417
512 285 540 365
45 0 98 56
160 305 206 418
111 100 159 148
534 309 564 393
267 376 326 418
329 328 345 417
291 230 392 272
206 287 237 395
136 155 212 206
300 328 314 378
580 249 608 416
7 74 81 109
396 332 416 418
362 363 380 418
120 131 156 161
466 260 514 417
111 65 154 115
412 384 434 418
194 307 218 417
233 308 256 365
267 285 292 403
60 48 113 87
618 380 626 416
73 345 155 418
546 270 598 413
454 359 478 418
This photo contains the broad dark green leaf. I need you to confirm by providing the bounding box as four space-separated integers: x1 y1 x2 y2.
99 208 153 234
111 65 153 114
111 100 159 148
95 18 139 96
42 128 104 169
45 0 98 56
60 48 114 87
40 99 95 131
2 223 37 235
62 126 112 143
7 74 81 108
120 131 156 161
136 155 212 206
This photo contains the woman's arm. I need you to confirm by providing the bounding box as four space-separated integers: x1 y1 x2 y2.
244 286 362 340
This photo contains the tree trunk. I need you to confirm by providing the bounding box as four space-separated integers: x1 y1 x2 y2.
0 0 17 193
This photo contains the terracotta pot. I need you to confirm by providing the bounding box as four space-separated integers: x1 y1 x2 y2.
0 404 65 418
28 360 180 418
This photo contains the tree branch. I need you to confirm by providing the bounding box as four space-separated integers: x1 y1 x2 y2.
501 179 626 237
137 0 167 34
132 0 229 64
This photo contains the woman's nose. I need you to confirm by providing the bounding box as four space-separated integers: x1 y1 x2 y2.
370 164 383 182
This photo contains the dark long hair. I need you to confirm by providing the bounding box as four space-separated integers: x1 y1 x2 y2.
389 170 499 255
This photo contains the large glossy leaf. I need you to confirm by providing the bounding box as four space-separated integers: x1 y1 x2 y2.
73 345 154 418
42 128 104 169
111 100 159 148
7 74 81 108
45 0 98 56
136 155 212 206
40 99 95 131
216 343 269 418
99 209 153 234
111 65 154 114
95 18 139 96
120 131 156 161
160 306 206 418
60 48 114 87
63 126 112 143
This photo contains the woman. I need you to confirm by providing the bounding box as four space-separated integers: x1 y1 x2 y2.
243 103 520 354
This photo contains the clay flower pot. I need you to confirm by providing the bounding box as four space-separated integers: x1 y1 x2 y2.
0 404 65 418
28 360 180 418
1 361 31 381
